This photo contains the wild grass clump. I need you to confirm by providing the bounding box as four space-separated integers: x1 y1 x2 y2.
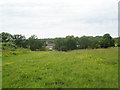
2 48 31 57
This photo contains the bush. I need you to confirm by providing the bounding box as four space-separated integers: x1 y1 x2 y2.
36 46 47 51
2 42 17 51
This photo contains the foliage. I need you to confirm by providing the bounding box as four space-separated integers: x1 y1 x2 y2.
89 40 100 49
77 36 91 49
0 32 117 51
27 35 43 51
0 32 13 42
99 34 115 48
54 38 67 51
65 36 77 50
87 36 102 49
0 33 44 51
54 36 77 51
36 46 47 51
12 34 26 48
118 37 120 47
2 42 17 51
54 35 103 51
114 37 120 47
41 38 54 44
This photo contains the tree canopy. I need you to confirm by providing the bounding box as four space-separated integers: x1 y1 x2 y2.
99 34 115 48
0 32 117 51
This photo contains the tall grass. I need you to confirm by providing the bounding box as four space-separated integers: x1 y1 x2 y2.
2 48 31 57
2 47 118 88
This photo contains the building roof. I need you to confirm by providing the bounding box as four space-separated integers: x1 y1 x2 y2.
47 44 55 46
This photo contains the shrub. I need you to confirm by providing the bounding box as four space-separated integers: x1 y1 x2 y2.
2 42 17 51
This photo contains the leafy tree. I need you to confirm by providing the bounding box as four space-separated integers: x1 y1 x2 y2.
77 36 91 49
87 36 102 49
28 35 38 39
89 40 100 49
54 36 77 51
65 36 77 50
27 35 43 51
0 32 13 42
12 34 26 48
118 37 120 47
54 38 67 51
99 34 115 48
114 37 120 47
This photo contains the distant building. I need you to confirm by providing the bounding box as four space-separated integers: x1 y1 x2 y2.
46 43 55 50
115 43 118 47
45 41 48 45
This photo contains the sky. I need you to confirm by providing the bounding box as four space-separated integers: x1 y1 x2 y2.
0 0 119 38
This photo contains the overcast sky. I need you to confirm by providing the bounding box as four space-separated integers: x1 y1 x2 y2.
0 0 119 38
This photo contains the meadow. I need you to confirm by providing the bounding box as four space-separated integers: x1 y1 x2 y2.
2 47 118 88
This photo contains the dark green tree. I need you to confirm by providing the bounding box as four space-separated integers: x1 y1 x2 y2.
12 34 26 48
27 35 43 51
99 34 115 48
54 36 77 51
114 37 120 47
87 36 102 49
118 37 120 47
0 32 13 42
54 38 67 51
77 36 91 49
65 36 77 50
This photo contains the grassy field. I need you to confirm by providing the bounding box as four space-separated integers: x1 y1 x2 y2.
2 47 118 88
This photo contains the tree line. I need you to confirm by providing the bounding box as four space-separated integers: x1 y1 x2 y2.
0 32 44 51
54 34 118 51
0 32 119 51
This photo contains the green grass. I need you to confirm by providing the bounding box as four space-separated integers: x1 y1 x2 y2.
2 47 118 88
